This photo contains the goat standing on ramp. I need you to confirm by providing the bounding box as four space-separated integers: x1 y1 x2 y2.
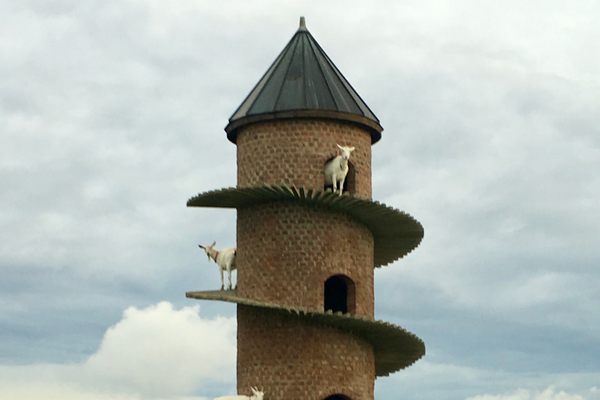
214 387 264 400
324 144 355 196
198 241 237 290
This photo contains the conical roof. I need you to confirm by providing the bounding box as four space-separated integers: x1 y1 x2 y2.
225 17 383 143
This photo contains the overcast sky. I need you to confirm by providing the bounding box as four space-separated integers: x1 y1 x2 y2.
1 1 599 399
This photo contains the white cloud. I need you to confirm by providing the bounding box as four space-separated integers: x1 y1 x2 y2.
0 302 235 400
466 386 587 400
375 360 600 400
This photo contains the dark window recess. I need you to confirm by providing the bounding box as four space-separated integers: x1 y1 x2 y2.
324 395 351 400
323 159 356 195
324 275 356 314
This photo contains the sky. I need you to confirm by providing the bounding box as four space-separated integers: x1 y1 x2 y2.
1 0 599 399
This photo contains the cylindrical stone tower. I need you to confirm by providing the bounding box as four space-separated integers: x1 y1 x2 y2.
187 18 425 399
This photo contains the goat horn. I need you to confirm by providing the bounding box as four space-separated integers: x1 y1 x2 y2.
198 244 205 249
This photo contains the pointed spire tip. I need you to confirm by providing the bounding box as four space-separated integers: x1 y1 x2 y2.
298 16 307 31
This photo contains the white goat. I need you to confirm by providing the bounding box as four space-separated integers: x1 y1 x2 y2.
214 387 264 400
324 144 355 196
198 241 237 290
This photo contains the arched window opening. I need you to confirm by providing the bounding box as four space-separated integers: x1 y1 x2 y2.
324 275 356 314
323 157 356 195
323 395 351 400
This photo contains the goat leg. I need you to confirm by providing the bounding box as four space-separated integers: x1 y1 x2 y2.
332 173 337 194
339 176 346 195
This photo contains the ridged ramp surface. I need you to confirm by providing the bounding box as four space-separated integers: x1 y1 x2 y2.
187 185 424 267
186 290 425 376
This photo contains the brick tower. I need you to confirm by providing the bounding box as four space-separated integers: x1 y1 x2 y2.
187 18 425 399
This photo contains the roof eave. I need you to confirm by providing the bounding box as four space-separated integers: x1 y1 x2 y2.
225 109 383 144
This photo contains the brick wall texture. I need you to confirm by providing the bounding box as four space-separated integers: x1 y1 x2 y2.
236 119 373 199
237 306 375 400
237 202 374 318
235 118 376 399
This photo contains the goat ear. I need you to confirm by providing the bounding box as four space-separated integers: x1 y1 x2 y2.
198 244 205 249
349 146 355 152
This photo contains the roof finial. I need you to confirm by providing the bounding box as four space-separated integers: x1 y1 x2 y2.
298 16 307 31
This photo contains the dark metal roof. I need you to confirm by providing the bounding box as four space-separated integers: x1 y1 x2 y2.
225 17 383 143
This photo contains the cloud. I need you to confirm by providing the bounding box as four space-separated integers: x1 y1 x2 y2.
466 386 589 400
0 302 235 400
375 361 600 400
